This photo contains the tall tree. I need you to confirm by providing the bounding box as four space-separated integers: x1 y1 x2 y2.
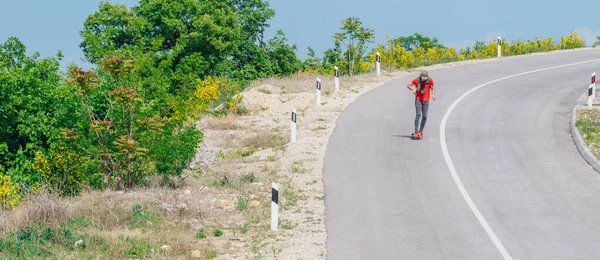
266 30 301 75
333 17 375 76
79 0 295 84
80 0 241 91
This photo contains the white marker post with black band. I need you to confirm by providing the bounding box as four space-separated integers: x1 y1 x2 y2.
271 182 279 231
376 52 381 76
316 78 322 106
497 37 502 59
334 66 340 92
291 108 297 143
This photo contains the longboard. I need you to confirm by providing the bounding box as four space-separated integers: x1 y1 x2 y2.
411 133 422 140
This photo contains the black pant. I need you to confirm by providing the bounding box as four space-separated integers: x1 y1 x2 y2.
414 99 429 132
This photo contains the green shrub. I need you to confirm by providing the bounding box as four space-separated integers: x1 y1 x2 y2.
196 229 207 239
236 196 250 210
205 249 218 259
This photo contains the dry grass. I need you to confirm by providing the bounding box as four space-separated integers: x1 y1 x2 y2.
0 191 70 233
202 158 257 192
0 182 260 258
0 186 185 230
203 115 244 130
240 131 287 149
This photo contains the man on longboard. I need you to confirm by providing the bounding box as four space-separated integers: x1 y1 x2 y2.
406 71 436 139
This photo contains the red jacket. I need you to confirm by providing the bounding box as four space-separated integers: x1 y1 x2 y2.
411 78 434 101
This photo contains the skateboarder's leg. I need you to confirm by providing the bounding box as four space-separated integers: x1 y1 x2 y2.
419 101 429 132
414 99 422 133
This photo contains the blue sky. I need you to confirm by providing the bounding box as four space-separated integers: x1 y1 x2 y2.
1 0 599 69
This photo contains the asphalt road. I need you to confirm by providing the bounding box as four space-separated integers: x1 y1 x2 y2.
323 49 600 260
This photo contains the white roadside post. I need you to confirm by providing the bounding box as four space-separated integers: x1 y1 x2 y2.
271 182 279 231
316 78 322 106
497 36 502 59
290 108 297 143
376 52 381 76
334 66 340 92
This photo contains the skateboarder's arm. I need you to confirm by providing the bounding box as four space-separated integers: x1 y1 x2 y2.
431 83 436 100
406 81 417 94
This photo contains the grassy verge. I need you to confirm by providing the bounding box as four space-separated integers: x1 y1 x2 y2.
576 108 600 158
0 192 186 259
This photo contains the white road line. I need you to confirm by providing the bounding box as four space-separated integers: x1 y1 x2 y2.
439 58 600 260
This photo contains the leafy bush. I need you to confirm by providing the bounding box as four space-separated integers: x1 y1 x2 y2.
0 175 21 210
31 148 86 196
61 56 212 190
213 229 223 237
0 37 71 186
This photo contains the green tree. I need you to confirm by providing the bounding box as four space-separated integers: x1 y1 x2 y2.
395 33 446 51
80 0 241 92
302 47 321 70
266 30 301 75
333 17 375 76
0 37 72 185
323 42 344 66
79 0 296 85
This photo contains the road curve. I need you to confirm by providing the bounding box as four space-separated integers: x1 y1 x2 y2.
323 49 600 260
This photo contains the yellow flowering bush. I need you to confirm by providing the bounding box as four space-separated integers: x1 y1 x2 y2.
358 61 372 72
196 75 252 115
370 38 419 69
480 42 498 58
196 76 221 110
168 76 225 123
303 66 329 75
560 30 585 49
0 175 21 210
31 148 85 196
226 94 246 114
366 30 586 71
30 182 42 195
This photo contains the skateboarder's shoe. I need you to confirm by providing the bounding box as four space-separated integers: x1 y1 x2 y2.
418 132 424 139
